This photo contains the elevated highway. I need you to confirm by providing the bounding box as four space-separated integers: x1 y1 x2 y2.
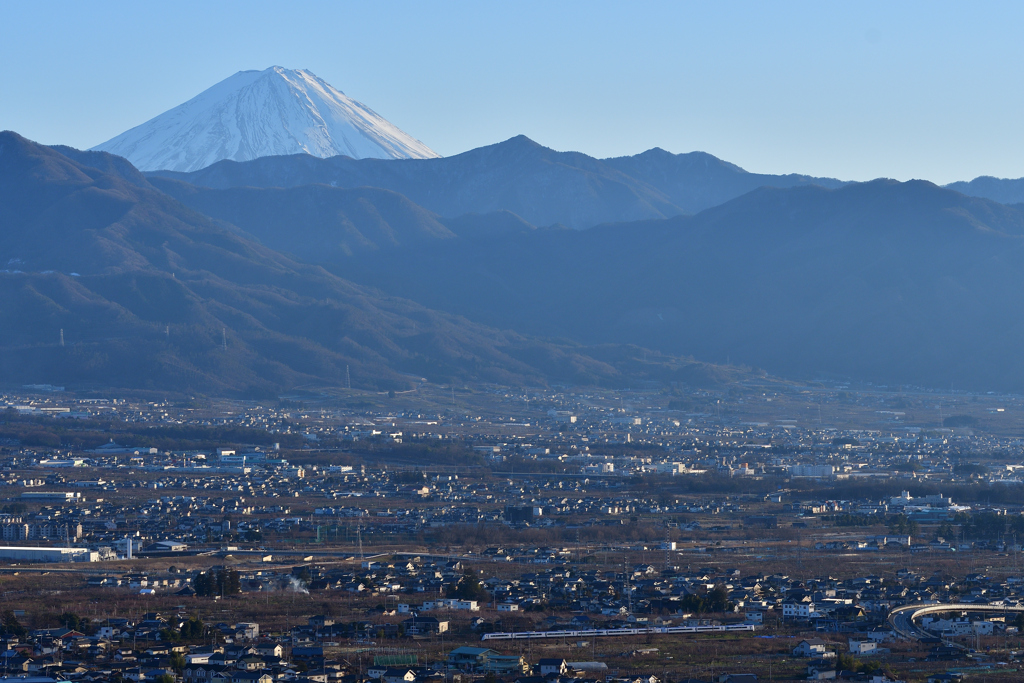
887 602 1024 641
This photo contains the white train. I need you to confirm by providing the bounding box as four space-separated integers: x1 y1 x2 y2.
481 623 756 641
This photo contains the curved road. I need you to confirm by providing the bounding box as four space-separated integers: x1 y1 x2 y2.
887 602 1024 642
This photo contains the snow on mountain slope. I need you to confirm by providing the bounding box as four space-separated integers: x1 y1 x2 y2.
91 66 438 172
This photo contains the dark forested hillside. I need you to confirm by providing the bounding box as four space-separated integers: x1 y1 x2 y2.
330 180 1024 391
0 132 746 395
148 178 455 260
48 131 1024 392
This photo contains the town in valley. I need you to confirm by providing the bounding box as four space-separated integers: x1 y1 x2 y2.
0 380 1021 682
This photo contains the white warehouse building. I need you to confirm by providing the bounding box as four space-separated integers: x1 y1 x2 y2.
0 546 97 563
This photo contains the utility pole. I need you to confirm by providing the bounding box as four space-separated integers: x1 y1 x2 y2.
625 556 632 615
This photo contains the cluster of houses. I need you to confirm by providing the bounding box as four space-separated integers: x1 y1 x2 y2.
0 614 670 683
2 469 1018 565
77 555 1024 641
10 380 1024 492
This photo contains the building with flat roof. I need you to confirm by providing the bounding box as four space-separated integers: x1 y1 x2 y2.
20 492 80 502
0 546 97 563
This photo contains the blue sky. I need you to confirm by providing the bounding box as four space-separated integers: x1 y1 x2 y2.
1 1 1021 183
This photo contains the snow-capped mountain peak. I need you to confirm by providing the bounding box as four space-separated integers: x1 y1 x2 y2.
91 66 439 172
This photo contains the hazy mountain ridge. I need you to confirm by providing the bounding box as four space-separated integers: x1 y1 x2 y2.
148 177 456 260
39 120 1024 392
127 128 1024 391
148 135 680 229
149 175 550 258
945 176 1024 207
147 135 851 229
0 131 746 395
602 147 848 213
331 178 1024 391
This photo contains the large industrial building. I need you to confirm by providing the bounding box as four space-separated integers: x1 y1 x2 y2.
19 491 81 502
0 546 97 563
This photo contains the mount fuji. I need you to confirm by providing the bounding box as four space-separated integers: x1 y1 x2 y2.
91 66 438 172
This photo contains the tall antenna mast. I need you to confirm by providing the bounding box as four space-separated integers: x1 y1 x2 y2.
345 365 351 390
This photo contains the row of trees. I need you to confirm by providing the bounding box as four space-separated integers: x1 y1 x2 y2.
0 406 307 451
159 617 205 643
60 612 95 635
833 652 886 676
886 514 919 535
821 509 1024 543
818 512 919 536
679 584 732 614
193 568 241 596
938 510 1024 540
0 611 26 638
446 567 490 602
822 513 878 527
